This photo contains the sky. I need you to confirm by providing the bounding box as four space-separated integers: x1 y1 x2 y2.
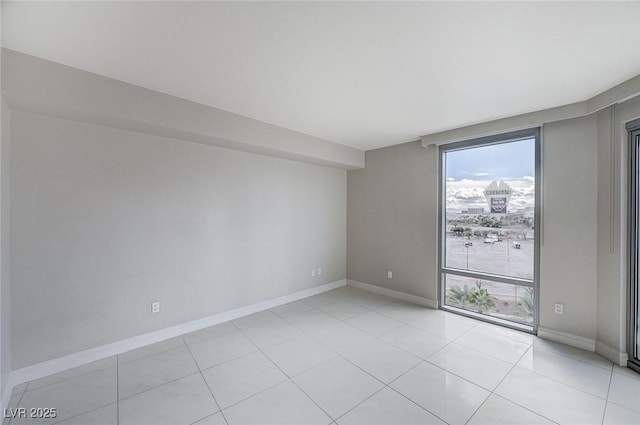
445 138 535 212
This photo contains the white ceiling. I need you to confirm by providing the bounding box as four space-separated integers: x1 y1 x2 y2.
3 1 640 151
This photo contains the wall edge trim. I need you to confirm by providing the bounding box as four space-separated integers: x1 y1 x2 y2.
10 279 347 385
538 326 596 352
595 340 629 366
346 279 438 309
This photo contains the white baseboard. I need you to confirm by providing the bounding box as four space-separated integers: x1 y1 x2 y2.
347 279 438 309
11 279 346 386
537 326 596 352
595 341 629 366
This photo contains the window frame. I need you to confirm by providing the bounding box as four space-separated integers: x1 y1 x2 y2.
627 117 640 374
438 128 541 333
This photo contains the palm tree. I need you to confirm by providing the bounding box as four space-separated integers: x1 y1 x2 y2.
517 287 534 319
468 288 495 313
447 285 472 308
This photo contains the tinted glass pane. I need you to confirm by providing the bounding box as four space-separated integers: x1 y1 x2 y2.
443 274 533 325
636 134 640 361
444 139 535 279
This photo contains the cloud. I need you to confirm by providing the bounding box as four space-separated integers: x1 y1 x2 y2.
522 176 535 183
446 186 486 207
445 178 535 211
473 172 490 177
446 177 456 182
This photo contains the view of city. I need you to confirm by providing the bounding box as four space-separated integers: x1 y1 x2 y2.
443 139 536 325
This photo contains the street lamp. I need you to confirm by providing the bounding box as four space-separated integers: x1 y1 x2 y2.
465 244 469 269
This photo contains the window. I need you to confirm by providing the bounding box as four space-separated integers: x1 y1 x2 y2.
439 129 540 331
627 118 640 374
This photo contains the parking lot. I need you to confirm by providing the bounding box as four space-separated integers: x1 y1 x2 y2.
445 234 534 279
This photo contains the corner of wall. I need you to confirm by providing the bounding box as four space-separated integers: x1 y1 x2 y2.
346 141 438 301
0 38 13 404
595 340 628 367
593 96 640 366
0 96 12 407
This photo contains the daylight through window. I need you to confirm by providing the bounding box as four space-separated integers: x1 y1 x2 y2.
440 130 540 331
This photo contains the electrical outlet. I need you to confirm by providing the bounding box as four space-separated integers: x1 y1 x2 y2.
554 303 564 315
151 302 160 314
311 269 316 277
387 271 393 279
317 267 322 276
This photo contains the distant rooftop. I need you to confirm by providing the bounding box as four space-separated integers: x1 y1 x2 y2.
484 180 513 196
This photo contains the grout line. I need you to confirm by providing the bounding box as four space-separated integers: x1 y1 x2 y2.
23 288 615 425
48 401 117 425
605 399 640 416
337 300 561 425
384 359 424 387
419 358 502 394
371 310 499 367
18 364 119 404
331 385 388 423
493 344 535 395
117 370 202 402
6 387 28 425
488 393 561 425
387 385 451 425
189 413 223 425
263 293 431 422
197 350 261 374
217 291 605 423
288 380 336 422
277 299 431 419
462 387 492 425
16 366 116 424
117 337 187 366
335 355 393 388
21 337 196 398
183 326 239 346
231 319 336 422
373 303 477 342
207 377 288 413
14 290 403 425
192 321 301 413
182 335 228 425
22 359 117 394
462 344 560 425
601 366 615 425
272 300 408 389
512 364 611 402
532 339 613 371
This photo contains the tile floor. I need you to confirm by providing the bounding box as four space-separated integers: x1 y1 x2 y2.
6 286 640 425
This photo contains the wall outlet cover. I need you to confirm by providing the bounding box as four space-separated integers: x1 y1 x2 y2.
554 303 564 315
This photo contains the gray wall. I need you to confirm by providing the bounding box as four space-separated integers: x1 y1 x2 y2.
596 96 640 356
1 100 10 395
3 49 364 170
0 7 11 397
347 141 438 300
10 111 346 368
596 106 622 352
539 115 598 338
347 114 602 341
